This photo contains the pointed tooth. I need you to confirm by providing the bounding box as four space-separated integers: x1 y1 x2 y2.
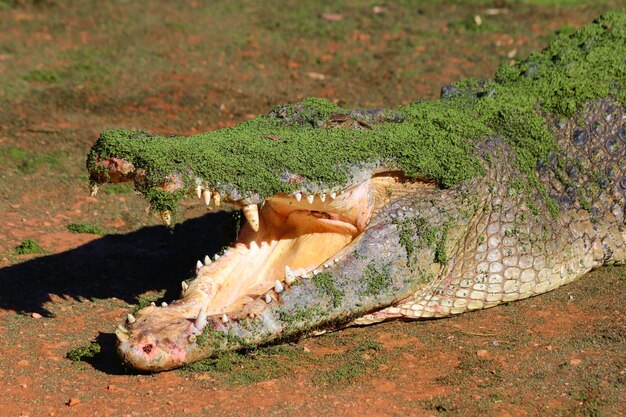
222 314 229 324
160 210 172 226
195 309 207 331
117 324 129 334
295 192 302 202
161 302 168 307
203 255 212 266
306 194 314 204
213 191 221 206
320 193 326 202
115 326 130 343
284 265 296 285
242 204 260 232
182 281 189 292
330 192 336 199
202 189 211 205
250 241 259 254
150 302 156 307
196 185 202 199
214 254 221 260
196 260 203 270
89 183 98 197
264 293 272 304
274 280 284 293
127 313 136 324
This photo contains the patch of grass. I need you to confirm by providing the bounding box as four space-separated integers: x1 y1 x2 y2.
0 146 66 175
313 340 385 386
66 342 101 362
14 239 46 255
182 344 310 385
22 69 59 83
66 222 105 236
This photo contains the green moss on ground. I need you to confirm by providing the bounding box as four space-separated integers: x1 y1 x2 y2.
66 342 101 362
14 239 46 255
66 222 105 236
87 11 626 215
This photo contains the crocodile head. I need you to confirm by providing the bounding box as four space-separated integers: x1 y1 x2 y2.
87 100 485 371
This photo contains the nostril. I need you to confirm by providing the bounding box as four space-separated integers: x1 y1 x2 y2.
142 344 154 354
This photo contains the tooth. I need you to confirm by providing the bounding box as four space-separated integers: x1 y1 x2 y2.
274 280 284 293
202 189 211 205
160 210 172 226
222 314 229 324
117 324 129 334
89 183 98 197
115 326 130 343
161 302 168 307
284 265 296 285
306 194 314 204
127 313 136 324
323 262 331 268
196 185 202 199
182 281 189 292
150 302 156 306
243 204 260 232
264 293 272 303
196 260 203 270
214 254 221 260
295 192 302 202
213 191 221 206
195 309 207 331
330 192 336 199
203 255 212 266
250 241 259 253
320 193 326 202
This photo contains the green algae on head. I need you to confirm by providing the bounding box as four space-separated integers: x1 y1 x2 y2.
86 10 626 216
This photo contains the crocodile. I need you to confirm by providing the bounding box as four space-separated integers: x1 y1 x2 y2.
87 12 626 372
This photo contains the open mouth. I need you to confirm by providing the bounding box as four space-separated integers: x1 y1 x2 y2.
106 161 423 370
189 174 390 318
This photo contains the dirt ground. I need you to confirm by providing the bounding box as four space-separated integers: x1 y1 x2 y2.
0 1 625 416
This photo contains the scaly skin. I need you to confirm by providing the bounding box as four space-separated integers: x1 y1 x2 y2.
88 12 626 371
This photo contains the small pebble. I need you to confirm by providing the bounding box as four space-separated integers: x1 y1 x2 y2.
66 398 80 407
31 313 42 319
569 358 582 365
476 349 489 358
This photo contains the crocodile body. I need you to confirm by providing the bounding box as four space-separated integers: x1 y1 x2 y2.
87 12 626 371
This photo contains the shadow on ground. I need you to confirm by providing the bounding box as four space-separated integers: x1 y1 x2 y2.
0 211 238 315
